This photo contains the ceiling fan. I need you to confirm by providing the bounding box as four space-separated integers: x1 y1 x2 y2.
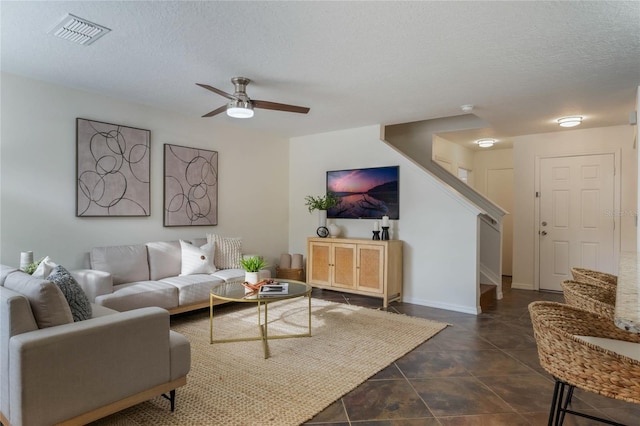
196 77 310 119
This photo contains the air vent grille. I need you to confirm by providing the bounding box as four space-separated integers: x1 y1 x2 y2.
48 14 110 46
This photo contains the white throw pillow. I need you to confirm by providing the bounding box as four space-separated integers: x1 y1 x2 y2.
206 234 243 269
31 256 57 278
179 240 217 275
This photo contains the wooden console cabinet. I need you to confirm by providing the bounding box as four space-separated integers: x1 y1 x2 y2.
306 237 402 307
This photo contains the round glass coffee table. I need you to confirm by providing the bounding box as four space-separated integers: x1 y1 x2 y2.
209 279 312 359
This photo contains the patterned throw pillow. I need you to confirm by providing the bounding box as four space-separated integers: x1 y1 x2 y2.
206 234 243 269
179 240 217 275
47 265 92 322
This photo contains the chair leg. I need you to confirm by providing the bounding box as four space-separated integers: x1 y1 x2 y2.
548 379 562 426
162 389 176 412
558 384 575 426
549 378 627 426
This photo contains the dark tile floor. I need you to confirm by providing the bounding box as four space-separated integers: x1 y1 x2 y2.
304 278 640 426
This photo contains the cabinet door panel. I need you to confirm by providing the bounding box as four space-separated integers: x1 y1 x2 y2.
333 244 357 289
308 242 331 286
357 245 384 293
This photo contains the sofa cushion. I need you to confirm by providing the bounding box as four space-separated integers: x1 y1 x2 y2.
0 264 18 286
147 240 182 280
191 237 207 247
210 268 246 282
47 265 92 322
179 240 217 275
95 281 179 312
207 234 243 269
3 271 73 328
160 274 224 305
90 303 119 318
91 244 150 285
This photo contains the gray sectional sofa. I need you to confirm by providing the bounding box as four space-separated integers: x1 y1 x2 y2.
0 265 190 426
76 237 269 314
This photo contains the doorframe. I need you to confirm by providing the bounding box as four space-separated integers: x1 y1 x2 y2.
533 149 621 291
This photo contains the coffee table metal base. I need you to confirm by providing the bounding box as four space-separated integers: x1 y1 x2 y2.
209 292 311 359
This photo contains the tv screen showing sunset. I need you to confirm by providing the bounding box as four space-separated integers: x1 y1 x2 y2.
326 166 399 219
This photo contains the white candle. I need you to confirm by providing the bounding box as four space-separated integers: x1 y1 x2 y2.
382 215 390 227
373 221 379 231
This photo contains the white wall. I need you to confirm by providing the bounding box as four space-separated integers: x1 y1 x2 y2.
474 148 514 275
512 125 637 290
0 73 290 270
432 135 475 185
289 125 482 314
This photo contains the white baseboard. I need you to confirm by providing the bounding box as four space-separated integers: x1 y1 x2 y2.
402 296 480 315
511 282 535 290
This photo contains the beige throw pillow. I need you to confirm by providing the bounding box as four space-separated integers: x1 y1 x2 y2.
206 234 243 269
179 240 217 275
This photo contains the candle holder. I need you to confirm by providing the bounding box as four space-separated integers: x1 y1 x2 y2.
381 226 390 240
372 230 381 240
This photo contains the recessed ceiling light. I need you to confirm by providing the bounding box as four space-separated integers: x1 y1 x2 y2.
48 14 111 46
475 138 495 148
557 116 583 127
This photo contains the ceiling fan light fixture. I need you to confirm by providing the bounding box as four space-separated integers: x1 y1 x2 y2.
475 138 495 148
226 100 254 118
557 116 583 127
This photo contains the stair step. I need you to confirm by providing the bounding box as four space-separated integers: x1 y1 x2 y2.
480 284 497 311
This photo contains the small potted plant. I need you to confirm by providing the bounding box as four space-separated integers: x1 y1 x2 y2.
240 256 268 284
305 192 340 228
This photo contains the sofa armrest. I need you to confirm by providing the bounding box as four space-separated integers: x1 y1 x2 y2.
8 307 179 426
71 268 113 302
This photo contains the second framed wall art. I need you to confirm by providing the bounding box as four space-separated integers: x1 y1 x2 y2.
163 144 218 227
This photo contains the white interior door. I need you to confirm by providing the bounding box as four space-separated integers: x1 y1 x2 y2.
539 154 615 291
487 168 513 276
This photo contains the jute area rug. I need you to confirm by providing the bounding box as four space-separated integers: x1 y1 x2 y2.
93 297 447 426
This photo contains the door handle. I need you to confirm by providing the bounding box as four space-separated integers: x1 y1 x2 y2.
540 231 547 236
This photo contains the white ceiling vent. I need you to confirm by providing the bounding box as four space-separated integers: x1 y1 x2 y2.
48 14 111 46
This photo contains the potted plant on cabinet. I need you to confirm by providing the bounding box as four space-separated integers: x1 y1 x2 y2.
240 256 268 284
305 192 340 237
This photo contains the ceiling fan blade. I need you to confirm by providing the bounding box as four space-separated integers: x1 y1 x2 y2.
196 83 237 100
253 100 310 114
202 105 227 117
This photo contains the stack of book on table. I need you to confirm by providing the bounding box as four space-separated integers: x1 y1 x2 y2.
259 283 289 296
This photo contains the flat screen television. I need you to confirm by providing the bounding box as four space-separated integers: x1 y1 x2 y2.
326 166 399 219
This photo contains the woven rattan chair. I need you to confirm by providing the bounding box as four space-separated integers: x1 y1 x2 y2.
561 280 616 321
570 267 617 290
529 301 640 426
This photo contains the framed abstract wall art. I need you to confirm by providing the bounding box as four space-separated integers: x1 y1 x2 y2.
163 144 218 227
76 118 150 217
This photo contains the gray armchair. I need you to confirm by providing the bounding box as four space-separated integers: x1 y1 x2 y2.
0 266 190 426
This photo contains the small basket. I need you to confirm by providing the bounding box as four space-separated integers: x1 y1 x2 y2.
276 267 305 282
561 280 616 320
570 267 617 290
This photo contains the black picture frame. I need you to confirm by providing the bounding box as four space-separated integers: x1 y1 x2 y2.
326 166 399 219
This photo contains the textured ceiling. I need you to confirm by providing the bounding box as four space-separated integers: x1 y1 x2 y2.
1 1 639 148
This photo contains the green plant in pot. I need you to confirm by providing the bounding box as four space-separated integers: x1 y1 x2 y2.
240 256 268 285
304 192 340 213
305 193 340 237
